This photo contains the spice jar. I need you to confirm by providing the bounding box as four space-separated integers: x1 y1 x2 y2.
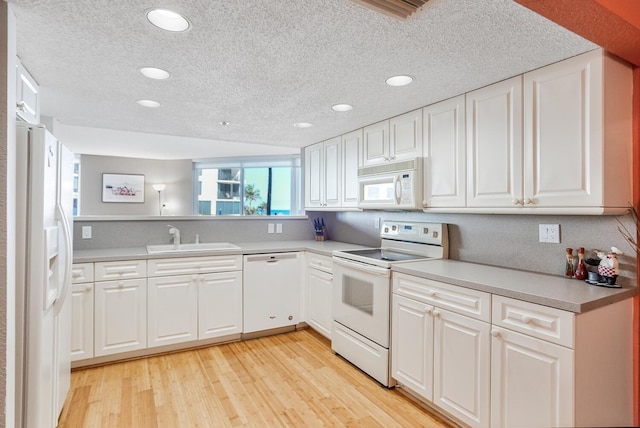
565 248 575 277
575 247 587 280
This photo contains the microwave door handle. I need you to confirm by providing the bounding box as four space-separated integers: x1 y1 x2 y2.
394 174 402 205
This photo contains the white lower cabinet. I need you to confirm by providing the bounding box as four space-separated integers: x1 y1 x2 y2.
147 255 243 346
305 253 333 339
73 255 243 364
391 294 434 400
391 273 491 427
490 326 573 428
70 282 94 361
433 308 490 427
198 271 243 339
94 278 147 357
147 275 198 347
392 272 633 428
71 263 94 361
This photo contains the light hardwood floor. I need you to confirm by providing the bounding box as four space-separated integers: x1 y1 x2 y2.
59 329 452 427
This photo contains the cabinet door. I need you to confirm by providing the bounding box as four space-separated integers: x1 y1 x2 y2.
361 120 390 166
390 109 423 161
16 61 40 124
94 279 146 357
147 275 198 347
491 326 574 428
423 96 466 208
324 137 342 208
466 76 523 208
341 129 361 208
523 50 602 208
307 268 333 339
433 309 490 428
304 142 324 208
243 253 300 333
70 283 94 361
198 271 243 339
391 294 434 401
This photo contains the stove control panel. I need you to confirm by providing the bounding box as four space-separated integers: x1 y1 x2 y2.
380 221 446 245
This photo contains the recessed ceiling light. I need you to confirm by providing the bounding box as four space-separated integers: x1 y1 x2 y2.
139 67 171 80
146 9 190 32
332 103 353 112
293 122 313 128
136 99 161 108
385 75 414 86
219 121 230 126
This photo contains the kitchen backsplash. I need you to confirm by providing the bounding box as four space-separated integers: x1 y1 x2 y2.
324 210 638 287
73 211 637 287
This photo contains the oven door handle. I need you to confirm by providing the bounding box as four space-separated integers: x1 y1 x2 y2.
333 257 391 277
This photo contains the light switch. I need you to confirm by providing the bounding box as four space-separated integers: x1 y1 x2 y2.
82 226 92 239
276 223 282 233
268 223 275 234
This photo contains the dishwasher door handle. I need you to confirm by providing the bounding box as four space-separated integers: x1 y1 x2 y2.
245 253 298 263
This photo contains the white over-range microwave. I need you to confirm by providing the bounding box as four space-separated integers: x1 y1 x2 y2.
357 158 422 210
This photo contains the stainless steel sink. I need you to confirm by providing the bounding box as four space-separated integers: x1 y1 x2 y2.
146 242 241 254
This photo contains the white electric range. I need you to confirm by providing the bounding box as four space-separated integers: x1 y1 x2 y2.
331 221 449 386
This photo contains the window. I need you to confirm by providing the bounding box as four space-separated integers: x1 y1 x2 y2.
73 155 81 216
193 156 302 216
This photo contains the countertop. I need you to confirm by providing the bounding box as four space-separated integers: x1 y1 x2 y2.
74 242 637 314
73 240 371 263
393 259 637 313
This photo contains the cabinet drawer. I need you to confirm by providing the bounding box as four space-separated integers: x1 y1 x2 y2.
492 295 574 348
95 260 146 281
72 263 94 284
147 255 242 277
307 253 333 273
393 273 490 322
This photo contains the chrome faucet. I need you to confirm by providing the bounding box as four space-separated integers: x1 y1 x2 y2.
167 224 181 246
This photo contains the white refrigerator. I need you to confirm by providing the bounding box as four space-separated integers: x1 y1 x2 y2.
15 122 74 428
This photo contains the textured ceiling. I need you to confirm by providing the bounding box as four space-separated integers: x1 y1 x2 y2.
9 0 596 159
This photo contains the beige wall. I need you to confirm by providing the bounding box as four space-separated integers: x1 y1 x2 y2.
2 3 14 426
79 154 193 216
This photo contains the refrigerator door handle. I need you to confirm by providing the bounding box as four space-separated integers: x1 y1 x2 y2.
53 203 72 315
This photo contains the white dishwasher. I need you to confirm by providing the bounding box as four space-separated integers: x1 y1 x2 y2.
243 252 300 334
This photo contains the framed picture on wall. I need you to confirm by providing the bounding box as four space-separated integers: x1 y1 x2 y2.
102 173 145 203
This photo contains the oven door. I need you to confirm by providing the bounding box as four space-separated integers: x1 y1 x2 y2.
332 257 391 348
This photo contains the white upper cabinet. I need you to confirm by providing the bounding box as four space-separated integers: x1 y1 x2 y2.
16 60 40 124
361 109 423 167
422 48 632 214
423 95 466 208
362 120 389 166
341 129 361 208
466 76 523 209
523 49 632 213
304 137 341 209
390 109 423 161
304 142 324 209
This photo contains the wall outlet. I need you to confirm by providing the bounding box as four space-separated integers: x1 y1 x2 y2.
268 223 275 234
374 217 381 229
276 223 282 233
82 226 92 239
539 224 560 243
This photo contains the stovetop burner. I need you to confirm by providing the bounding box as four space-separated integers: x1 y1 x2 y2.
338 248 432 262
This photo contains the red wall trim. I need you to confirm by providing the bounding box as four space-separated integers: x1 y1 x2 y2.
515 0 640 66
